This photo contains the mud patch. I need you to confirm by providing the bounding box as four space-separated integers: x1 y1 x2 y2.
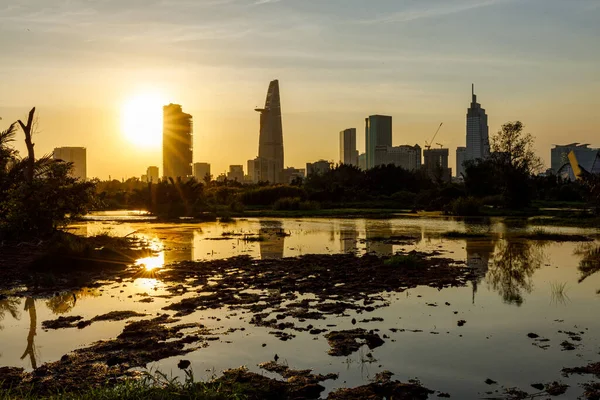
325 328 385 356
327 371 433 400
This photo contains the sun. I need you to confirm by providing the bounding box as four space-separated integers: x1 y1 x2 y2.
121 93 165 147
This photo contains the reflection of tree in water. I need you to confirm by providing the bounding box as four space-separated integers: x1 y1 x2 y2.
487 240 545 306
0 296 21 331
575 245 600 284
45 288 100 315
21 298 38 369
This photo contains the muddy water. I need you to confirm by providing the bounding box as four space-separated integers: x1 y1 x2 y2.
1 216 600 398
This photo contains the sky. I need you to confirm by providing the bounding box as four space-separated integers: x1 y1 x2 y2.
0 0 599 179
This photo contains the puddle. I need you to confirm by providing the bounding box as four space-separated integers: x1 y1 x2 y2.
1 215 599 398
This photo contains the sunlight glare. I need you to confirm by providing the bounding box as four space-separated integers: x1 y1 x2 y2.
135 251 165 271
121 93 165 147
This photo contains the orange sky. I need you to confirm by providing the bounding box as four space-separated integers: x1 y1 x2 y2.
1 0 599 179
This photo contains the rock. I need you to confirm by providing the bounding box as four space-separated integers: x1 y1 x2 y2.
457 320 466 327
177 360 191 370
485 378 497 385
527 333 539 339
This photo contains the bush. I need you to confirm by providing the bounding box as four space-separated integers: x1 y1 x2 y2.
241 185 306 206
390 191 416 208
449 197 482 216
272 197 301 210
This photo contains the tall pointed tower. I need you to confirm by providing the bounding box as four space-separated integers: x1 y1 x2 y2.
254 80 284 183
465 84 489 162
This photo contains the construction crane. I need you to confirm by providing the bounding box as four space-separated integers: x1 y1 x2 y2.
425 122 443 150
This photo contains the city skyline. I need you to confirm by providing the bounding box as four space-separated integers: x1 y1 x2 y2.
1 0 599 178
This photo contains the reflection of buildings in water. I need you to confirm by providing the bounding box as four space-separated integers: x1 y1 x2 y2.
259 221 285 259
21 298 37 369
162 229 193 264
340 228 359 253
365 221 393 256
465 238 496 304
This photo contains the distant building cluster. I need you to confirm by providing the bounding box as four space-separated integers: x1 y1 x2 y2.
56 80 593 184
52 147 86 181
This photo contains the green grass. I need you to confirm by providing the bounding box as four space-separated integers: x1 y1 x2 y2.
383 254 424 268
241 208 405 219
0 370 248 400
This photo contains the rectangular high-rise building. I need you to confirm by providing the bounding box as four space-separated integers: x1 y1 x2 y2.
163 104 193 180
465 85 489 162
339 128 358 166
146 166 159 183
227 165 244 182
456 147 467 178
424 148 452 183
365 115 392 169
255 80 284 183
374 145 422 171
193 162 210 182
52 147 86 180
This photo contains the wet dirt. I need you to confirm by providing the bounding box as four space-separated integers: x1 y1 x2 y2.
42 310 147 330
2 314 210 393
324 329 385 356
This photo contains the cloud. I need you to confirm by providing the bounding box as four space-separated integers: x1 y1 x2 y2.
356 0 507 25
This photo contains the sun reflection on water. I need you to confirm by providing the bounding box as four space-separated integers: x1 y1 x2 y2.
135 251 165 271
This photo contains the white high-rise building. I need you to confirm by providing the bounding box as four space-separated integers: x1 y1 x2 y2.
52 147 86 180
339 128 358 166
465 85 489 162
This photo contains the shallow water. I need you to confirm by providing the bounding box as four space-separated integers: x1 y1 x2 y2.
1 215 599 398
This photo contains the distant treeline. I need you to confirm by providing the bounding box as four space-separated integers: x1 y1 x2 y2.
94 121 599 218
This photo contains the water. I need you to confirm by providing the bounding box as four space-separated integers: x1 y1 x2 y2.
1 215 599 398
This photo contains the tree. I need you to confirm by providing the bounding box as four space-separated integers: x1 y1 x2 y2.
490 121 543 208
491 121 543 175
0 109 97 238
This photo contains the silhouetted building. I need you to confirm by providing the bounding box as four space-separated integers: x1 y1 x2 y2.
551 143 600 180
163 104 193 179
374 144 422 171
193 162 211 182
365 115 392 169
307 160 332 176
52 147 86 180
340 128 358 166
465 85 489 162
358 153 367 170
227 165 244 182
146 166 159 183
282 167 305 183
255 80 284 183
424 148 452 182
455 147 466 178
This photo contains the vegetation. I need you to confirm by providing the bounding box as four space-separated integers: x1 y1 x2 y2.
383 254 424 268
0 109 96 239
92 120 598 221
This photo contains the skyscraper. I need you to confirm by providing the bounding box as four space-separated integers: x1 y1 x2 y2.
146 166 159 183
339 128 358 166
456 146 467 178
254 80 284 183
365 115 392 169
227 165 244 182
465 85 489 162
193 162 211 182
163 104 193 180
52 147 86 180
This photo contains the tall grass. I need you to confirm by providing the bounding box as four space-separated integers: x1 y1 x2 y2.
0 369 247 400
